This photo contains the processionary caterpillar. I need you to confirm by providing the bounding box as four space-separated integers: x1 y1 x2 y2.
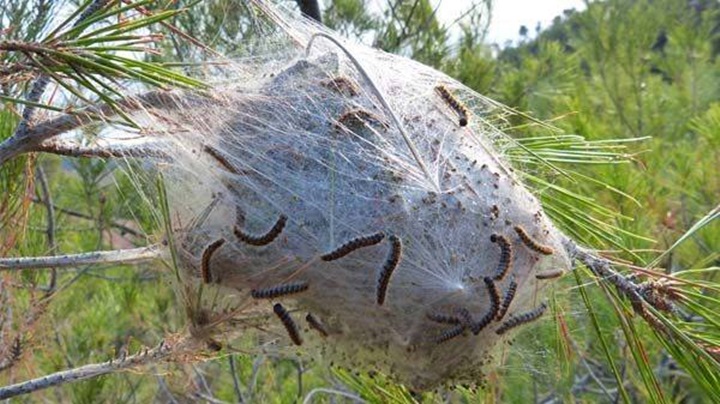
200 238 225 284
273 303 302 346
471 278 501 335
234 214 288 246
203 145 240 175
496 302 548 335
376 235 402 305
306 313 329 337
435 85 469 127
514 225 554 255
435 324 466 344
496 280 518 321
535 269 565 280
251 281 309 299
321 232 385 261
490 234 513 280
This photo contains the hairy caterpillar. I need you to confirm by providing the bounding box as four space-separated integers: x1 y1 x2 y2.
496 302 548 335
305 313 329 337
435 85 469 127
200 238 225 284
471 278 501 335
490 234 513 280
376 235 402 305
273 303 302 346
514 226 554 255
251 281 309 299
233 214 288 246
321 232 385 261
484 277 501 312
496 280 518 321
435 324 466 344
335 108 388 131
427 312 463 325
535 269 565 280
204 145 240 175
320 76 360 96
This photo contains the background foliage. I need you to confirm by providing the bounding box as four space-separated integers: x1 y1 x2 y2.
0 0 718 402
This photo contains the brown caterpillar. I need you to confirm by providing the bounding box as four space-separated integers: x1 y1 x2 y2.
204 145 240 175
335 108 388 131
435 324 466 344
470 308 495 335
376 235 402 305
435 85 469 127
273 303 302 346
514 226 554 255
426 312 462 325
471 278 501 335
535 269 565 280
456 308 473 328
251 281 309 299
200 238 225 284
496 302 548 335
321 232 385 261
320 76 360 96
234 214 288 246
496 280 518 321
484 277 501 311
306 313 329 337
490 234 513 280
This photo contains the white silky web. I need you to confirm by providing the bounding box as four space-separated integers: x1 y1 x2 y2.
114 3 573 391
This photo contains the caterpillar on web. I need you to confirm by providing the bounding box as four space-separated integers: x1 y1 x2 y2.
535 269 565 280
234 214 288 246
376 235 402 305
434 324 466 344
200 238 225 284
251 281 309 299
273 303 302 346
471 278 501 335
203 145 240 175
514 225 554 255
490 234 513 280
435 85 469 127
305 313 329 337
321 232 385 261
496 279 518 321
496 302 548 335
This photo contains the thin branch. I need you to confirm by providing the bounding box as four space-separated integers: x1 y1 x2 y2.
0 244 164 270
228 355 245 403
35 166 57 292
36 138 169 159
0 336 195 400
0 90 186 165
30 197 142 237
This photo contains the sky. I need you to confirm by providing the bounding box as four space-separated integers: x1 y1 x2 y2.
431 0 587 45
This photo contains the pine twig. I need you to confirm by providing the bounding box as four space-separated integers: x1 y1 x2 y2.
0 90 184 165
35 166 58 292
0 335 194 400
30 197 142 237
0 244 164 270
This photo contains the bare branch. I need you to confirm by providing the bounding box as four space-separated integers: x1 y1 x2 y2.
36 138 169 159
0 90 185 165
30 197 142 237
0 335 196 400
0 244 164 270
35 166 57 292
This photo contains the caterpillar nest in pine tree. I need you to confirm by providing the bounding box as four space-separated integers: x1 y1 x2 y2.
127 25 572 391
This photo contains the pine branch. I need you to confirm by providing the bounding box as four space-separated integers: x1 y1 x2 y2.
0 335 197 400
0 244 164 270
0 90 183 165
